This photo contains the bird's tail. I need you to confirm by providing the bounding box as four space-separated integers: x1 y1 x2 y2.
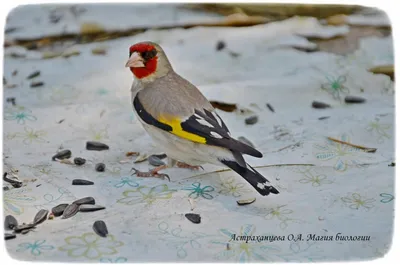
219 160 279 196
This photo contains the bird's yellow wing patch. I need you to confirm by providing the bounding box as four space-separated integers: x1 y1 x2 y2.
158 116 207 144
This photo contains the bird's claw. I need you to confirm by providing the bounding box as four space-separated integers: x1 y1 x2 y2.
176 162 203 170
130 167 170 181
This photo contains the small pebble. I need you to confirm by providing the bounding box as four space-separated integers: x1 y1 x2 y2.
185 213 201 224
312 101 331 109
73 196 95 205
148 155 166 167
51 203 69 217
72 179 94 185
237 198 256 206
216 41 226 51
26 70 40 79
266 103 275 113
245 115 258 125
344 96 366 104
74 157 86 166
95 163 105 172
30 81 44 87
52 149 72 161
5 233 16 240
86 141 109 151
93 220 108 237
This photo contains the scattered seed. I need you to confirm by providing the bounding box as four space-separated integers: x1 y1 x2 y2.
318 116 330 120
210 101 237 112
93 220 108 237
72 179 94 185
185 213 201 224
74 157 86 166
237 198 256 206
125 151 139 157
79 205 106 212
52 149 72 161
51 203 69 217
73 196 95 205
26 70 40 79
62 203 79 219
245 115 258 125
152 153 167 159
36 184 41 187
33 209 49 225
238 136 255 148
216 41 226 51
312 101 331 109
5 233 16 240
134 153 149 163
344 96 366 104
30 81 44 88
57 119 65 124
3 172 22 188
148 155 166 166
266 103 275 113
229 51 240 58
92 47 107 55
95 163 105 172
14 223 35 233
5 215 18 230
6 97 16 106
86 141 109 151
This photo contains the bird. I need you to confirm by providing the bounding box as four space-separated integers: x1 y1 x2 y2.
125 41 279 196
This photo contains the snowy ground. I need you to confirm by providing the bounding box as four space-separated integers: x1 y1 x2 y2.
3 4 394 262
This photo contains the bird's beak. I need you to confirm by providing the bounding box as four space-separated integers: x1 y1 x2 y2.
125 52 145 68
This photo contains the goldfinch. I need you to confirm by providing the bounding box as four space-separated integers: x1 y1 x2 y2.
125 41 279 196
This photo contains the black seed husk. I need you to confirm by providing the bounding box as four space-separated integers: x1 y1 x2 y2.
86 141 109 151
318 116 330 120
72 179 94 185
95 163 105 172
148 155 166 166
52 149 72 161
5 215 18 230
73 196 95 205
33 209 49 225
237 198 256 206
216 41 226 51
238 136 255 148
79 205 106 212
344 96 366 104
14 223 35 233
93 220 108 237
152 153 167 159
245 115 258 125
26 70 41 79
3 173 22 188
312 101 331 109
5 233 16 240
74 157 86 166
266 103 275 112
62 203 79 219
52 203 68 217
30 81 44 87
185 213 201 224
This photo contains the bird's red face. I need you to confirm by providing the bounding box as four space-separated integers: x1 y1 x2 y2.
125 43 158 79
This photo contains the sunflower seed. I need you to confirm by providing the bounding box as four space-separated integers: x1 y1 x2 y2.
74 157 86 166
52 149 72 161
5 233 16 240
26 70 40 79
152 153 167 159
95 163 105 172
72 179 94 185
245 115 258 125
238 136 255 148
237 198 256 206
185 213 201 224
30 81 44 87
4 215 18 230
79 205 105 212
134 153 149 163
148 155 166 166
51 203 69 217
73 196 95 205
62 203 79 219
216 41 226 51
14 223 35 233
86 141 109 151
93 220 108 237
33 209 49 225
344 96 366 104
312 101 331 109
266 103 275 113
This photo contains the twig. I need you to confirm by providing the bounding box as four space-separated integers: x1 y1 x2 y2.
327 137 377 153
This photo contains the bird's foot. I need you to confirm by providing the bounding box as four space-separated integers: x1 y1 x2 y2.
130 167 170 181
176 162 203 170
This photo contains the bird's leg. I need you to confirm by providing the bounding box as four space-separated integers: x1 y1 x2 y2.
130 167 170 181
176 162 203 170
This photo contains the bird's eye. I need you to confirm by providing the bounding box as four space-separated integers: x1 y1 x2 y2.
142 49 157 61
